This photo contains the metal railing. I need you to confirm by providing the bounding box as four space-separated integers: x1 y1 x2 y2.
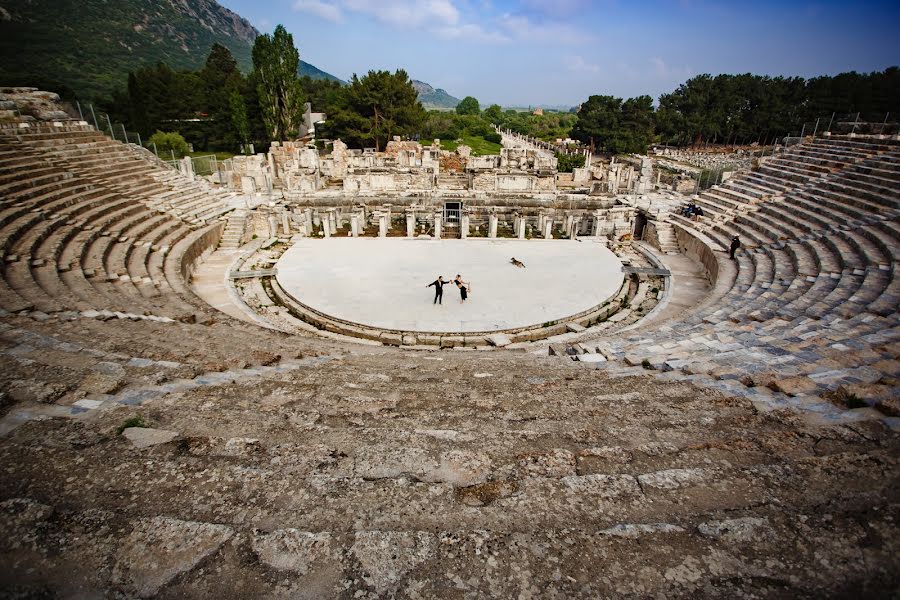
787 112 898 139
74 101 242 181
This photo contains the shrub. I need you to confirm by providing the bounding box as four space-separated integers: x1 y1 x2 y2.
148 130 190 159
556 152 586 173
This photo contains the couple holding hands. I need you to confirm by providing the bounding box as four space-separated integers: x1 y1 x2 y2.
426 274 470 305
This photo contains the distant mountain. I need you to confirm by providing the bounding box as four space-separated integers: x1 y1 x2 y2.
0 0 342 99
300 62 344 84
412 80 461 110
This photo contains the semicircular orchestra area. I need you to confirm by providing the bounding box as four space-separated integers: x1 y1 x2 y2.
273 238 625 341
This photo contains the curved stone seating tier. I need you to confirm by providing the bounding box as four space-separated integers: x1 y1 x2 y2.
584 135 898 411
0 123 233 318
1 125 232 228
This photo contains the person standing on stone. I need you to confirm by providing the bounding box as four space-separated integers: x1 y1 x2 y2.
426 276 450 305
729 235 741 260
454 274 470 303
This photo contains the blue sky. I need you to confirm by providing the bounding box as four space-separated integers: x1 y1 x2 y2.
219 0 900 107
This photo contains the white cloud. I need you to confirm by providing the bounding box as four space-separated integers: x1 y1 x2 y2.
342 0 459 28
293 0 343 23
435 22 510 44
289 1 593 48
651 57 693 79
496 13 593 44
565 55 600 73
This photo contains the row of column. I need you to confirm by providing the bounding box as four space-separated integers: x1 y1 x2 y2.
269 208 605 240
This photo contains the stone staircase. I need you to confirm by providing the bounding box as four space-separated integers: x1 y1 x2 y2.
218 211 247 249
653 220 679 254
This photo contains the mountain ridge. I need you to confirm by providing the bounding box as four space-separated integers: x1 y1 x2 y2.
0 0 341 98
412 80 462 110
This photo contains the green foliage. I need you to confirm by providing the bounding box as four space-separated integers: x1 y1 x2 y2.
571 94 655 154
327 70 425 151
0 0 343 101
148 131 189 158
654 69 900 145
116 415 148 435
456 96 480 115
483 104 503 123
201 43 244 149
229 89 250 149
252 25 305 141
556 152 586 173
494 110 577 142
440 135 502 156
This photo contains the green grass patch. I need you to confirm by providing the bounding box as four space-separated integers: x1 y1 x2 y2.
440 135 502 156
186 151 235 160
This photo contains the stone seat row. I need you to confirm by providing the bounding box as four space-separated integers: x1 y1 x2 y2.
605 136 900 414
689 138 899 223
5 125 233 226
0 131 226 317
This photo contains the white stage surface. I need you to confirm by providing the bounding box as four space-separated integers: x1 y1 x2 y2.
274 238 624 333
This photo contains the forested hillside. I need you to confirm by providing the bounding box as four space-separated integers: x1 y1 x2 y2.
0 0 340 99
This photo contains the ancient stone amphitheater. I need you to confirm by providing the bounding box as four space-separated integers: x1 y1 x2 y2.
1 88 897 598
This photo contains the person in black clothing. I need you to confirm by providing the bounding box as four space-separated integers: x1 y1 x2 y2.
729 235 741 260
426 276 449 304
454 274 470 303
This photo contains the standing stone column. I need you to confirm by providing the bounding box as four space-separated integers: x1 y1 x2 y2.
323 217 331 238
516 217 526 239
406 212 415 238
267 215 278 238
460 213 469 240
592 209 606 236
351 213 360 237
303 209 313 236
543 219 553 239
328 210 337 234
564 215 573 237
434 213 442 240
281 211 291 236
378 213 388 238
267 151 277 179
181 157 195 182
488 214 498 238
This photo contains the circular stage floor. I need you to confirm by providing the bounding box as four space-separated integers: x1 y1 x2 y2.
275 238 624 334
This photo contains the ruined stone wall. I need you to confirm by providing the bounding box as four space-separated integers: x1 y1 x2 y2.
343 170 435 194
472 173 496 192
497 174 534 193
534 175 556 192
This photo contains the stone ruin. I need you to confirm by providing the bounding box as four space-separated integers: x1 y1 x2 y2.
0 88 897 598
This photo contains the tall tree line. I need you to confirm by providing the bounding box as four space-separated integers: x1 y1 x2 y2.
105 24 427 153
572 68 899 153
